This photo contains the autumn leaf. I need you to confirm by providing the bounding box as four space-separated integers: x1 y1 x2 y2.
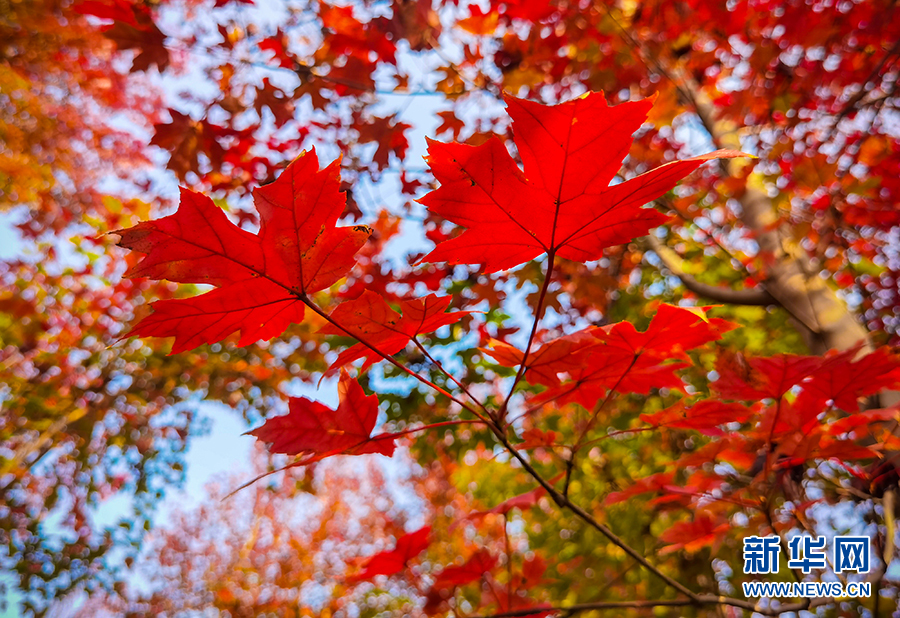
103 19 169 72
604 471 675 505
425 549 498 615
466 485 547 521
457 5 500 35
658 512 729 555
480 329 597 387
347 526 431 583
431 549 497 590
258 30 297 69
640 400 754 436
74 0 170 72
248 369 395 460
116 149 370 353
712 352 824 401
321 291 469 373
254 78 295 127
532 305 736 408
803 346 900 412
419 91 745 272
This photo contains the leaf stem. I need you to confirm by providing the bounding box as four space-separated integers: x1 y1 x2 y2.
413 337 493 420
467 594 834 618
303 297 479 416
498 253 556 423
486 426 701 601
569 355 637 457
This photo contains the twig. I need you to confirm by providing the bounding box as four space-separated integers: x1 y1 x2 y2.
413 337 492 418
497 253 556 423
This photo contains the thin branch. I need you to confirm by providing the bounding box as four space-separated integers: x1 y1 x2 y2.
646 235 775 306
468 594 834 618
498 253 556 422
504 512 513 609
486 427 701 601
302 297 480 417
225 419 483 498
371 419 483 442
413 337 492 419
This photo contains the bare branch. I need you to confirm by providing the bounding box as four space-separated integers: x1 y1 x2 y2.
498 253 556 423
468 594 835 618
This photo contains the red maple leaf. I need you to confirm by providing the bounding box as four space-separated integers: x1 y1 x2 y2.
713 352 822 401
320 291 469 373
480 330 597 387
258 30 296 69
803 346 900 412
419 91 744 272
533 305 736 408
254 78 295 127
347 526 431 583
659 512 729 555
116 149 371 353
640 400 754 436
425 549 498 615
604 471 675 505
431 550 498 590
75 0 170 71
103 20 169 72
248 369 396 460
466 485 547 522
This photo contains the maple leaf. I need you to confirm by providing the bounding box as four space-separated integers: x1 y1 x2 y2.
466 485 547 521
75 0 170 72
103 20 169 72
258 30 296 69
713 352 824 401
254 78 295 127
248 369 395 459
658 513 729 555
457 5 500 35
434 110 465 141
803 346 900 411
355 115 411 171
532 305 736 408
347 526 431 583
320 291 469 373
431 550 498 590
827 406 899 438
419 91 744 272
116 149 371 353
640 400 753 436
480 330 597 387
604 471 675 505
425 549 498 615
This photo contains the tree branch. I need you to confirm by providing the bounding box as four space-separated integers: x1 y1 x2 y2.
413 337 493 418
302 297 485 420
468 594 834 618
486 427 702 602
498 253 556 423
646 235 775 306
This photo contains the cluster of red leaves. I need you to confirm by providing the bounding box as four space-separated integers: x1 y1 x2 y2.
610 345 900 554
112 90 900 611
74 0 169 71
